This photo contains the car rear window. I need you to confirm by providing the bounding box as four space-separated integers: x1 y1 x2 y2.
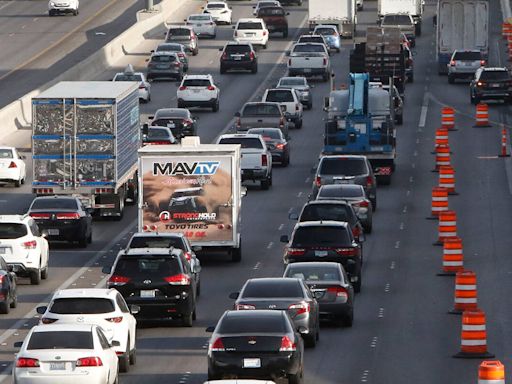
237 22 263 30
293 44 325 53
286 265 342 281
147 128 171 139
156 44 181 52
265 90 294 102
207 3 225 9
114 256 181 277
258 7 284 16
151 55 176 63
0 149 13 158
315 27 337 35
152 119 178 127
242 280 303 298
225 44 251 54
279 78 305 86
242 104 280 116
183 79 211 87
298 36 324 44
248 129 281 139
218 138 264 149
453 51 481 60
129 236 185 250
27 331 93 350
319 158 367 176
189 15 211 21
49 298 115 314
218 314 286 333
114 74 143 82
382 15 412 25
292 226 350 246
300 204 352 223
480 70 510 81
167 28 190 37
31 199 78 210
0 223 27 239
318 185 365 198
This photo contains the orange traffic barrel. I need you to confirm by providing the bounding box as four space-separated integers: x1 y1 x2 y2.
438 165 457 194
449 270 477 314
453 309 494 359
432 127 449 153
438 237 464 276
435 210 457 245
474 103 491 127
429 186 449 219
479 360 505 383
441 107 456 130
499 127 510 157
434 144 451 171
503 22 512 38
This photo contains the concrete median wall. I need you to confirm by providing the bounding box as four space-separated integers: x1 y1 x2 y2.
0 0 185 145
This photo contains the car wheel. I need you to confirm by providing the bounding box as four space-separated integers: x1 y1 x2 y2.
41 264 48 280
73 9 78 16
0 300 9 314
263 43 267 49
78 233 88 248
283 155 290 167
177 101 184 108
87 230 92 244
212 99 219 112
196 281 201 297
261 178 270 190
14 179 21 188
396 114 403 125
251 63 258 74
212 33 216 39
119 343 130 373
10 292 17 309
288 365 304 384
129 347 137 365
30 269 41 285
49 10 54 16
193 48 199 56
21 177 25 185
295 119 302 129
448 74 454 84
208 370 221 381
307 100 313 110
353 272 362 293
192 308 197 320
231 243 242 262
343 309 354 327
304 332 316 348
182 311 193 327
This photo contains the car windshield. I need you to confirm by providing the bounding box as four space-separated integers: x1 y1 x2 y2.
454 51 481 60
218 314 286 333
49 298 115 314
480 71 510 81
249 129 281 139
318 185 365 198
286 265 342 281
148 128 172 138
129 236 185 249
319 158 367 176
237 22 263 30
382 15 412 25
27 331 93 350
183 79 211 87
190 15 211 21
225 45 251 54
292 226 350 246
31 199 78 210
114 256 180 277
114 74 142 82
279 78 305 86
315 28 337 35
293 44 325 53
151 55 176 63
0 223 27 239
300 204 352 223
218 138 263 149
265 90 294 102
157 44 181 52
242 280 303 298
242 104 280 116
0 149 13 158
259 7 284 16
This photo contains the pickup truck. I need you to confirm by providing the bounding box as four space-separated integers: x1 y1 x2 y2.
217 133 273 190
287 42 331 81
234 101 290 137
261 88 303 128
380 14 416 47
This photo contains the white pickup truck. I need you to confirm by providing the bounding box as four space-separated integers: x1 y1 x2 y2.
217 133 273 190
261 88 303 129
287 43 331 82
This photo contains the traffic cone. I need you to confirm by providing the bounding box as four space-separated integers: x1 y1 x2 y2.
499 126 510 157
434 210 457 245
441 107 456 131
453 309 494 359
478 360 505 384
428 186 448 220
437 237 464 276
431 128 449 154
474 103 491 127
433 144 451 172
438 165 457 195
449 270 477 314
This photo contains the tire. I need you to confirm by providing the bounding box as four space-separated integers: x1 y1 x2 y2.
182 311 193 327
353 272 362 293
448 74 454 84
30 269 41 285
304 331 316 348
129 347 137 365
0 301 9 314
288 365 304 384
208 370 221 381
396 114 403 125
295 119 303 129
212 99 219 112
220 65 226 74
370 198 377 211
119 343 130 373
78 232 88 248
14 179 21 188
196 281 201 297
177 100 184 108
251 64 258 74
193 48 198 56
41 264 48 280
307 101 312 110
261 178 270 190
113 193 125 221
73 9 78 16
192 308 197 321
10 292 17 309
21 177 25 185
343 309 354 327
283 155 290 167
176 73 183 82
231 243 242 262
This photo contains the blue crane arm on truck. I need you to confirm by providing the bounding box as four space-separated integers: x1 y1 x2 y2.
322 73 396 185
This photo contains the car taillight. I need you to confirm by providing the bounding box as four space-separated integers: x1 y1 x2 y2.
352 225 361 238
249 52 255 60
276 143 285 150
477 81 484 87
286 248 305 256
76 357 103 367
108 275 131 286
236 117 241 129
105 316 123 323
288 302 310 316
357 200 369 208
366 176 373 189
288 58 291 66
174 62 181 68
323 57 327 66
335 248 358 256
183 119 193 126
179 86 187 91
184 252 192 262
315 176 321 187
207 85 215 91
8 161 16 168
22 240 37 249
56 212 80 220
139 85 146 90
236 304 256 310
210 338 225 352
178 53 185 58
221 52 227 60
263 30 267 36
480 60 486 66
147 141 172 145
29 213 50 219
327 286 349 300
279 336 296 351
450 60 456 66
164 273 191 285
261 154 268 166
16 358 40 368
41 317 58 324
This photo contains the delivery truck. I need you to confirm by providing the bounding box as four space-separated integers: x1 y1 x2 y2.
137 137 244 262
308 0 356 38
436 0 489 74
32 81 140 219
378 0 424 35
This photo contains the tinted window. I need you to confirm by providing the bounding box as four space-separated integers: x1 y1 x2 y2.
189 15 211 21
298 36 324 44
116 294 130 313
0 223 27 239
292 226 350 246
114 256 181 276
318 185 365 198
152 119 177 127
114 74 143 82
151 55 176 63
218 138 263 149
480 70 510 81
453 51 481 60
286 265 342 281
49 298 115 314
300 204 352 223
0 149 13 158
237 22 263 30
27 331 93 350
31 198 78 210
156 44 182 52
148 128 172 138
242 280 303 298
242 104 280 116
128 236 185 250
265 90 294 102
248 129 281 139
206 3 225 9
225 45 251 54
319 158 367 176
168 28 190 37
315 28 337 35
183 79 211 87
293 44 325 53
218 314 286 333
382 15 412 25
259 7 284 16
279 78 305 86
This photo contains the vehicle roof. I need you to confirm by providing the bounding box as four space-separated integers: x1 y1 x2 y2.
279 76 306 81
157 42 185 48
314 25 337 30
247 127 282 132
32 195 77 201
219 133 262 139
52 288 118 299
206 1 228 4
31 323 95 333
124 248 182 256
153 108 190 118
203 380 277 384
295 220 349 228
225 41 253 46
246 277 301 284
183 74 213 80
319 184 364 191
151 51 178 57
266 88 294 92
237 18 265 23
130 232 186 239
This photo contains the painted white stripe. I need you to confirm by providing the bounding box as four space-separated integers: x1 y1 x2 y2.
477 379 505 384
461 340 486 346
456 285 477 290
443 261 463 266
455 298 477 303
419 106 428 128
463 324 486 331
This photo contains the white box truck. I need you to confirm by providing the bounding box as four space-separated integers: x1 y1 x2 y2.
436 0 489 74
137 137 244 262
378 0 424 35
308 0 356 38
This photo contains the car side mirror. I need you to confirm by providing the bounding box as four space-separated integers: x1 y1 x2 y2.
234 112 241 117
150 50 155 53
102 266 111 274
280 235 289 243
285 50 290 56
219 48 223 52
14 341 23 348
288 213 298 220
205 326 215 333
111 340 121 347
228 292 239 300
241 186 248 197
36 306 47 314
130 305 140 315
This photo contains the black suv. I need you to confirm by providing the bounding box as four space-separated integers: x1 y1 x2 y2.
470 67 512 104
104 247 198 326
280 221 363 292
219 42 258 74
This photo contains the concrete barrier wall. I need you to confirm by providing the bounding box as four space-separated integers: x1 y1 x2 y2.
0 0 185 144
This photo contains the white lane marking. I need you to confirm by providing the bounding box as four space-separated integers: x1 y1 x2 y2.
399 222 404 230
411 163 415 169
288 207 293 214
413 150 418 156
395 241 400 249
419 92 429 128
278 224 284 231
361 370 370 383
403 205 408 213
390 261 396 269
370 336 378 348
478 156 499 159
305 177 310 183
33 18 38 21
253 262 261 270
267 242 274 249
378 308 384 318
409 176 414 183
406 190 410 197
0 1 14 11
416 138 420 144
384 283 390 292
504 157 512 195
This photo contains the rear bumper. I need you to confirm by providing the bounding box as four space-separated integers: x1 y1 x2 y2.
147 70 181 79
34 221 84 241
475 90 512 99
125 297 193 320
288 68 328 77
318 301 352 318
241 169 267 181
177 98 216 107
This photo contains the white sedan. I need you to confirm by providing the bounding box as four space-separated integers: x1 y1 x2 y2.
185 14 216 38
0 147 26 187
13 324 119 384
36 288 138 373
203 1 232 24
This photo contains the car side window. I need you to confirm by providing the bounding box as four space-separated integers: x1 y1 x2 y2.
28 220 40 237
0 257 7 271
97 329 110 350
116 294 130 313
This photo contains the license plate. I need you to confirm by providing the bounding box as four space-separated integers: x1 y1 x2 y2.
491 83 501 88
334 179 350 184
246 33 255 37
50 362 65 371
192 89 201 93
166 123 175 128
315 250 328 257
48 229 59 236
304 68 311 73
241 169 245 175
243 358 261 368
140 290 155 298
157 64 168 69
196 24 203 27
234 56 242 60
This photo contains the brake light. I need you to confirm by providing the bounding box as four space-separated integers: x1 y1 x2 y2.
286 248 305 256
357 200 369 208
76 357 103 367
236 304 256 310
41 317 58 324
221 52 227 60
323 57 327 66
29 213 50 219
22 240 37 249
8 161 16 168
327 286 349 301
366 176 373 189
139 85 146 90
249 52 255 60
16 358 40 368
263 31 267 36
174 62 181 68
335 248 358 256
279 336 296 351
315 176 321 187
276 143 285 149
108 275 131 286
210 338 225 352
236 117 241 129
183 119 193 126
450 60 456 66
179 86 187 91
207 85 215 91
480 60 486 66
147 141 172 145
184 252 192 262
261 154 268 166
105 316 123 323
352 225 361 238
56 212 80 220
288 302 310 316
164 273 191 285
178 53 185 58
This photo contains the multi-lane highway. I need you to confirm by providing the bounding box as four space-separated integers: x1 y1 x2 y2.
0 0 511 382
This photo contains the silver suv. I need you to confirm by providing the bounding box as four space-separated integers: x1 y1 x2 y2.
448 50 485 83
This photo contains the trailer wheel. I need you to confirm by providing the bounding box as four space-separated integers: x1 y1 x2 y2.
113 190 125 221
